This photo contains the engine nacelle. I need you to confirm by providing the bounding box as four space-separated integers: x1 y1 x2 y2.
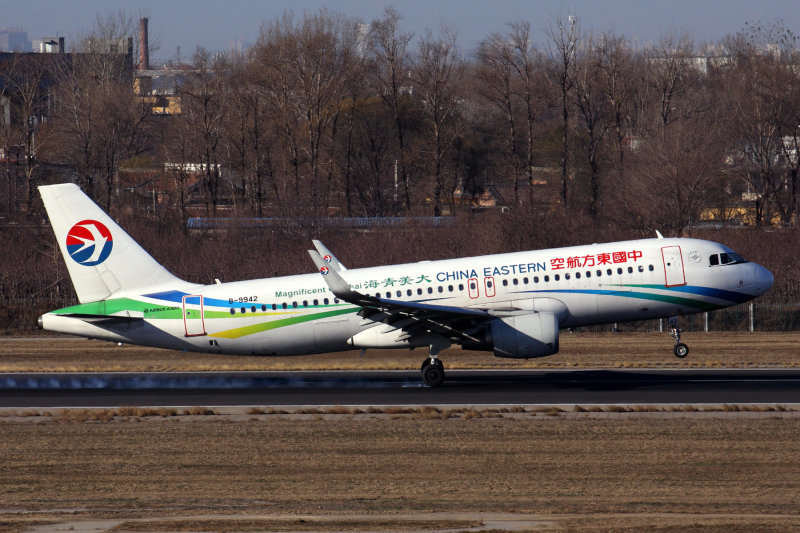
463 312 559 359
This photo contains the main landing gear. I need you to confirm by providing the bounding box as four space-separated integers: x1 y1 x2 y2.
668 316 689 359
421 345 446 387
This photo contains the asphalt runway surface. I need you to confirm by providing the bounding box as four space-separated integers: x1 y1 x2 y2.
2 369 800 407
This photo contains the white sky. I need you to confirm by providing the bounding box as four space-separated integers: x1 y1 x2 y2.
5 0 799 62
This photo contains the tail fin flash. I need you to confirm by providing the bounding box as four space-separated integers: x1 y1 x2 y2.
39 183 183 303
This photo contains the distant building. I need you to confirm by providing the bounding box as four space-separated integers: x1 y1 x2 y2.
0 27 31 52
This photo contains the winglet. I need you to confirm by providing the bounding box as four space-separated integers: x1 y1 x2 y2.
308 250 374 306
655 230 664 239
312 240 347 271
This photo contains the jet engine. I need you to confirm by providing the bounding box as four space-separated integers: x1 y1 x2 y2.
463 312 559 359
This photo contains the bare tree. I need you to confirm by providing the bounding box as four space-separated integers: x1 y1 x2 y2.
475 33 519 203
0 53 55 213
573 33 612 216
178 48 225 214
255 11 360 217
644 30 700 129
596 33 637 168
367 7 415 212
545 13 578 206
507 21 548 204
412 26 465 216
49 12 149 211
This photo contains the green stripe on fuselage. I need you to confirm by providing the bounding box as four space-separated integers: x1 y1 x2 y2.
211 307 359 339
52 298 182 319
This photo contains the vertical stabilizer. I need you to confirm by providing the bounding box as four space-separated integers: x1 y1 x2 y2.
39 183 184 303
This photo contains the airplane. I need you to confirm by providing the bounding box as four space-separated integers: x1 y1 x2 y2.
38 183 774 387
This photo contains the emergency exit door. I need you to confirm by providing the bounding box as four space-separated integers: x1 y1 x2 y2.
661 246 686 287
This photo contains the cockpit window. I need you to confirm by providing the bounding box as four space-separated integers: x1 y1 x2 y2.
710 252 746 266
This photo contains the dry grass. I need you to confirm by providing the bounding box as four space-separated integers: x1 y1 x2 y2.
109 518 482 532
1 331 799 372
1 415 799 519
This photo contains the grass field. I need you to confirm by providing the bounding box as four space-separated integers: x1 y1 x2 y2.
1 409 800 532
2 332 799 532
1 331 799 372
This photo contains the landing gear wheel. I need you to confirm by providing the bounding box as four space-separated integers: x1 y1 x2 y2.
673 343 689 358
421 361 445 387
421 359 444 372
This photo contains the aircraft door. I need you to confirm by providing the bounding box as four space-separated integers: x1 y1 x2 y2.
661 246 686 287
182 295 207 337
468 277 480 299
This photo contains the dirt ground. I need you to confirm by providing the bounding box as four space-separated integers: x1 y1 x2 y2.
0 331 798 372
1 410 800 532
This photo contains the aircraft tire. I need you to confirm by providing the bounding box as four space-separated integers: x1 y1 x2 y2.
421 362 445 387
673 343 689 358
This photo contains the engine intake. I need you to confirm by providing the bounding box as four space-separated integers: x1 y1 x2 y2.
463 312 559 359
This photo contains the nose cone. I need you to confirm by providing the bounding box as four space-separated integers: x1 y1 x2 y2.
754 264 774 296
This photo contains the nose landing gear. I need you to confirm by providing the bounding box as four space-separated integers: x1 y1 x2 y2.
669 316 689 358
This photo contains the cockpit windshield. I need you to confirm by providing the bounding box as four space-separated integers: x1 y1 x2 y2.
709 252 746 266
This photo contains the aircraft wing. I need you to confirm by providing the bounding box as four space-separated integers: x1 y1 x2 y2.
308 250 490 343
308 250 487 317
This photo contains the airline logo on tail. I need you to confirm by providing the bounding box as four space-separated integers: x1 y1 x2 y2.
66 220 113 266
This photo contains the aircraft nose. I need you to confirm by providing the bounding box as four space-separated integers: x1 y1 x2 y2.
754 264 774 295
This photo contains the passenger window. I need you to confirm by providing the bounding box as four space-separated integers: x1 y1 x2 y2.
627 267 633 274
240 307 246 313
261 304 267 311
251 305 256 313
565 273 570 280
544 275 549 282
448 285 453 292
407 289 412 296
458 283 464 291
470 282 476 290
597 270 602 277
534 276 539 283
502 279 508 286
648 265 654 271
272 303 278 310
282 303 287 309
523 277 528 284
607 269 612 276
302 301 308 307
292 302 298 308
437 286 443 293
638 265 644 272
229 308 235 315
554 274 560 281
617 268 623 275
313 300 318 306
428 287 433 294
487 280 493 288
417 288 423 295
585 271 590 278
323 298 329 305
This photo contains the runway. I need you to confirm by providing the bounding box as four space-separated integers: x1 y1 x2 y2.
2 369 800 407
